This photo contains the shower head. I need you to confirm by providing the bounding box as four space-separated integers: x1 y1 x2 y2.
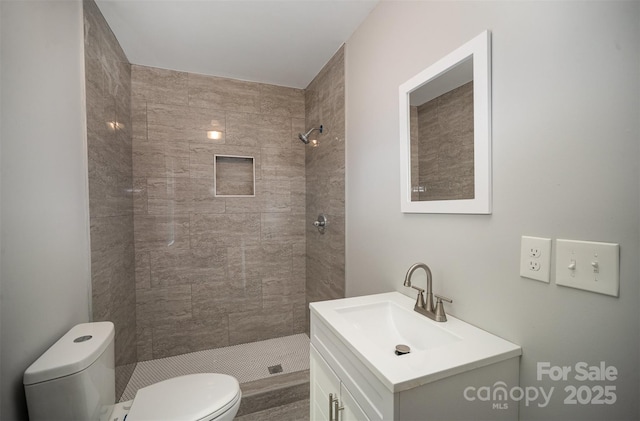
298 125 323 145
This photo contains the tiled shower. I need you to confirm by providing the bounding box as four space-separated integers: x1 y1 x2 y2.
83 0 345 399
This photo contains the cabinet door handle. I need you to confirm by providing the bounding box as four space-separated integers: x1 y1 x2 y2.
329 393 336 421
334 399 344 421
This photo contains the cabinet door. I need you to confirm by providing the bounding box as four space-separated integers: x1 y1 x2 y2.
340 383 371 421
311 346 341 421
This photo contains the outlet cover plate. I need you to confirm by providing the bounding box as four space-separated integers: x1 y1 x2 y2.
555 239 619 297
520 236 552 283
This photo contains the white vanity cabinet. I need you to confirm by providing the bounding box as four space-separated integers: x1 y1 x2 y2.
309 292 522 421
311 346 370 421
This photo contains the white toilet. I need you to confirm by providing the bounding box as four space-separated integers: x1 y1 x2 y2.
23 321 242 421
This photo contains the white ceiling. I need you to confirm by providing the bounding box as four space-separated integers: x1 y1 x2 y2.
96 0 379 89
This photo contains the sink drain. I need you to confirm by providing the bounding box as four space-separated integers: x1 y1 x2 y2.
395 344 411 356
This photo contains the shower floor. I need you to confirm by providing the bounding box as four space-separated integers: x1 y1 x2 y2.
120 333 310 402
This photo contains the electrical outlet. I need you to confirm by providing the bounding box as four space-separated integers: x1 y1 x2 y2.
520 236 552 283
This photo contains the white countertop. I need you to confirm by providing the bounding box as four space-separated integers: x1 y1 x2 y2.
310 291 522 392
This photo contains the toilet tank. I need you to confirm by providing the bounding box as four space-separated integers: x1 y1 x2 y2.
23 322 115 421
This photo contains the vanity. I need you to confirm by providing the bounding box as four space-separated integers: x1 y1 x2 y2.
310 292 522 421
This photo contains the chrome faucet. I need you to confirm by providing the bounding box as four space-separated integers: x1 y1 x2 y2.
403 263 452 322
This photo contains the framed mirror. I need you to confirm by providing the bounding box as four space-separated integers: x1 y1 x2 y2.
399 31 492 214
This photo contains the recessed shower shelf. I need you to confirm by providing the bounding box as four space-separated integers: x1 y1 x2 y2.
214 154 256 197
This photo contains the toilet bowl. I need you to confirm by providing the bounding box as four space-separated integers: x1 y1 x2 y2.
23 322 241 421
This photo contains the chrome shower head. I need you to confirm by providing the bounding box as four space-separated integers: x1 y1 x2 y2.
298 125 323 145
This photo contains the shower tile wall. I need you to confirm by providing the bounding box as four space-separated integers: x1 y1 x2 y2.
305 47 346 329
132 66 306 360
83 0 137 394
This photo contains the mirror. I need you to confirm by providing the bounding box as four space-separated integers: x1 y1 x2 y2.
399 31 491 214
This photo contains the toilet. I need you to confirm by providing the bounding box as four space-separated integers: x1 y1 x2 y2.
23 321 241 421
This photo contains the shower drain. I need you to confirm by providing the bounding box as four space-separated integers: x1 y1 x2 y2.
268 364 283 374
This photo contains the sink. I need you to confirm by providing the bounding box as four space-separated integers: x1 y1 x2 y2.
335 300 461 353
310 291 521 392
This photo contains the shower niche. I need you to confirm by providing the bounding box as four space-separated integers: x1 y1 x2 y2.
214 154 256 197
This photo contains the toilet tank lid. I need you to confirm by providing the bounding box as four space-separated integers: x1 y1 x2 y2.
23 321 114 386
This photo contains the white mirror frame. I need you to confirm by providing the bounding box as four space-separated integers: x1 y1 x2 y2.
399 30 492 214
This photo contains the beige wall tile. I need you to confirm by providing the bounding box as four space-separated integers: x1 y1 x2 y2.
132 177 148 214
305 46 346 312
262 148 304 180
135 251 151 290
191 177 226 213
261 213 305 243
136 285 192 328
190 143 261 180
290 177 306 214
259 84 305 119
136 325 153 362
228 307 293 345
263 180 291 213
149 247 228 287
133 138 190 178
188 73 260 113
134 214 190 251
293 304 307 334
112 295 137 366
132 62 309 356
292 241 306 281
192 278 262 319
152 318 230 359
262 277 304 309
146 177 191 215
227 245 262 281
84 0 136 367
147 102 225 143
132 99 147 141
226 113 291 148
224 192 264 214
190 213 261 247
132 65 188 106
260 242 293 278
143 176 225 215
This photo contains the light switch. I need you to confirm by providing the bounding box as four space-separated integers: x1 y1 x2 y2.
555 239 620 297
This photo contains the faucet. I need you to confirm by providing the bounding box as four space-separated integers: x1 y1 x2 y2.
403 263 452 322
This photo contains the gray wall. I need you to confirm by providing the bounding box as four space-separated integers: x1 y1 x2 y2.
0 1 91 419
131 65 307 360
305 47 346 329
345 1 639 420
83 0 137 396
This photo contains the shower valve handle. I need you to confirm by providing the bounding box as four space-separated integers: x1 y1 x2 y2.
313 214 328 233
313 214 327 227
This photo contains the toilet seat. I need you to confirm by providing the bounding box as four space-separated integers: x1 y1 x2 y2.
126 373 241 421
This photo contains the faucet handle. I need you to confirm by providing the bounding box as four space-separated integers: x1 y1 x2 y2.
434 294 452 303
434 294 452 322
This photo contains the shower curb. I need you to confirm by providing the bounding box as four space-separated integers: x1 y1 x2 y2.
236 369 310 417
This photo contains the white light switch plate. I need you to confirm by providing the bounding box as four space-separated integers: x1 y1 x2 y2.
555 239 619 297
520 236 552 283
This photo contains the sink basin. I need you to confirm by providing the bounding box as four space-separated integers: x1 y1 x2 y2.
310 291 521 392
335 300 461 353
